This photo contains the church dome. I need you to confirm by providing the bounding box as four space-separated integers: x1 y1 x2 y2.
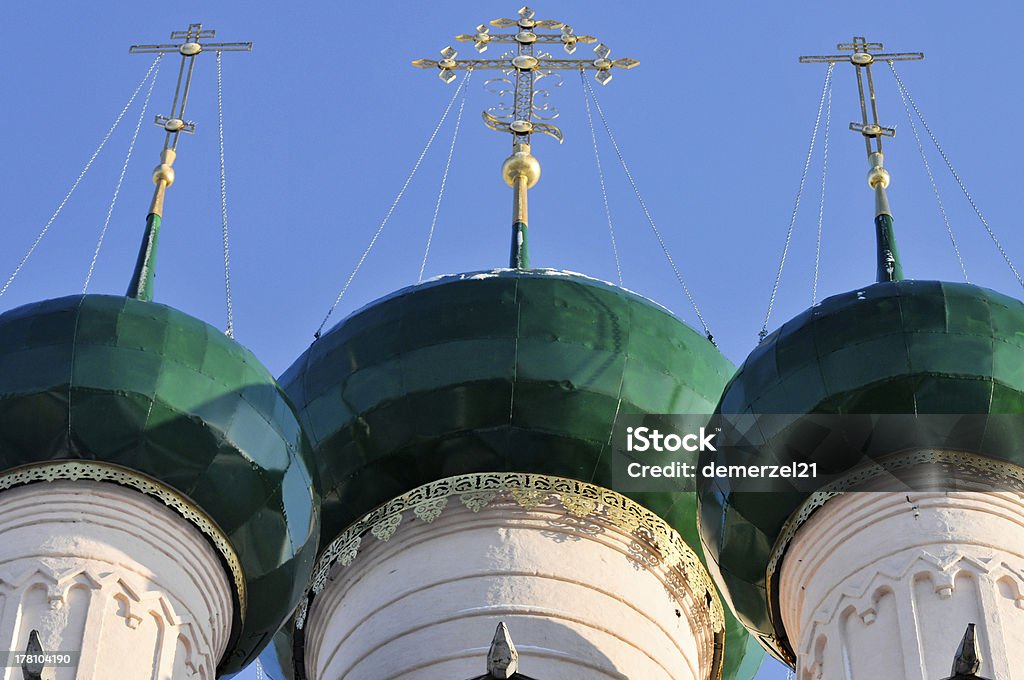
697 279 1024 661
0 294 319 674
281 267 763 679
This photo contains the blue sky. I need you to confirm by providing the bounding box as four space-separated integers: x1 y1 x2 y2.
2 1 1023 678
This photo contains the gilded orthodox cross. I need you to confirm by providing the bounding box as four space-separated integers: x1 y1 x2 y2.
801 37 923 283
125 23 251 300
412 6 639 268
130 23 251 151
800 36 922 156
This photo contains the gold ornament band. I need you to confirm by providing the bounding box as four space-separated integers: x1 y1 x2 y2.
297 472 725 655
0 461 246 620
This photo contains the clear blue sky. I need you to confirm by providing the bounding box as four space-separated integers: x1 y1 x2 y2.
2 1 1023 678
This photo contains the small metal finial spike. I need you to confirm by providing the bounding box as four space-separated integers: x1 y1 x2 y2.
951 624 982 676
22 630 44 680
487 622 519 679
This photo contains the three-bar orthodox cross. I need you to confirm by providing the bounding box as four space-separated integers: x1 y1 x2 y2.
413 6 639 268
125 23 251 301
800 36 922 156
800 36 923 283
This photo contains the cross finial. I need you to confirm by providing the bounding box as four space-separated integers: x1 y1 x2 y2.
413 7 638 268
130 23 252 151
800 36 922 282
124 23 251 302
800 36 922 156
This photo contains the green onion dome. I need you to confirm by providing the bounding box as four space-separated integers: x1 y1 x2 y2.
697 279 1024 664
279 268 762 680
0 294 319 674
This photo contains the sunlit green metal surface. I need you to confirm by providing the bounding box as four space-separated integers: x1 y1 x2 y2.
127 212 161 301
700 280 1024 661
0 294 319 675
875 213 903 282
280 268 762 680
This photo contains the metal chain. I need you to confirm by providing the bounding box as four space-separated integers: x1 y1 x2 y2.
889 61 971 283
890 63 1020 287
812 64 834 305
419 70 472 283
83 56 163 293
760 62 833 341
0 55 163 298
583 74 714 343
216 51 236 337
581 70 623 285
316 70 472 337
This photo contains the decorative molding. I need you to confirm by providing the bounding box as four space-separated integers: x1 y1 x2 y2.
0 562 212 671
798 551 1024 656
296 472 725 646
0 461 246 619
760 449 1024 667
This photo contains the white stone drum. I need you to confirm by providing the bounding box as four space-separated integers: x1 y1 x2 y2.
0 481 233 680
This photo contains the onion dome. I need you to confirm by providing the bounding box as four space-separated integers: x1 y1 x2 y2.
0 294 320 673
0 23 319 673
698 279 1024 661
279 268 763 679
692 36 1024 664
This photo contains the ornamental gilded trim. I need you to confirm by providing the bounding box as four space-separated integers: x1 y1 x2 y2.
296 472 725 642
0 460 246 619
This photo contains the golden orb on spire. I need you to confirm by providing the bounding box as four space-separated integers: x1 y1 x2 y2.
501 143 541 188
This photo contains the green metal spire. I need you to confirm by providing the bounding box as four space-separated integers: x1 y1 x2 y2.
127 145 175 300
127 212 162 301
870 152 903 282
875 213 903 282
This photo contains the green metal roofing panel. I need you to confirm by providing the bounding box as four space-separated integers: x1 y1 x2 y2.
701 279 1024 661
0 294 320 675
280 268 762 680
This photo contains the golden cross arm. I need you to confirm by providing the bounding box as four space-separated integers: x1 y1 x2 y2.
800 36 922 64
850 121 895 137
545 57 639 70
456 31 598 47
130 23 251 54
450 10 596 54
411 54 639 72
799 51 922 64
130 41 252 53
